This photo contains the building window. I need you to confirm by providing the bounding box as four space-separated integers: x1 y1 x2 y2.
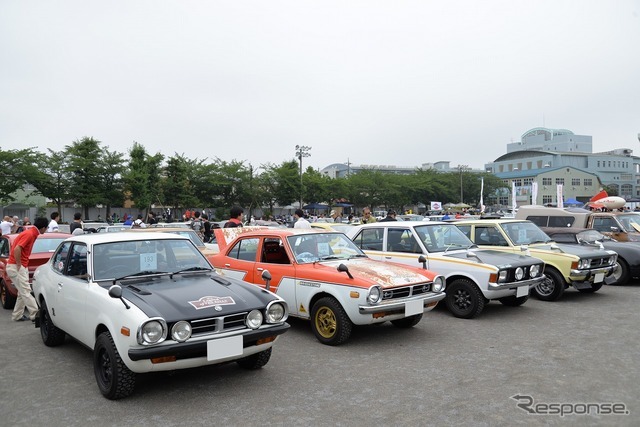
524 178 533 186
555 178 565 185
543 195 553 205
514 179 522 186
584 179 592 186
571 178 580 186
621 184 632 196
527 162 532 169
542 178 552 186
597 161 600 167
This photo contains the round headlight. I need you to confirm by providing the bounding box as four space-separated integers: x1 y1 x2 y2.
140 319 167 345
530 264 541 278
579 259 590 269
266 301 288 323
432 276 445 293
367 285 383 304
514 267 524 281
246 310 263 329
171 320 192 342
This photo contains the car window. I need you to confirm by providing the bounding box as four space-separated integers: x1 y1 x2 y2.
52 241 72 274
386 228 421 253
592 217 617 232
352 228 383 251
260 238 290 264
525 215 548 227
455 225 471 239
287 233 363 263
414 224 473 252
65 243 88 280
33 238 66 253
548 216 575 227
227 238 259 262
0 238 9 257
474 226 509 246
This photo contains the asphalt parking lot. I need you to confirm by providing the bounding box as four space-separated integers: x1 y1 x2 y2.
1 283 639 427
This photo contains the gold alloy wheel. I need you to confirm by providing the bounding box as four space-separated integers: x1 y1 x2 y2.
314 306 337 338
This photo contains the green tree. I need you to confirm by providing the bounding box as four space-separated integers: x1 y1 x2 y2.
98 148 126 218
162 154 198 216
0 148 40 204
65 137 105 220
123 142 164 215
32 149 71 214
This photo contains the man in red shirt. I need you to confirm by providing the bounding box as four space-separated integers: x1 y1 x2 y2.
7 217 49 321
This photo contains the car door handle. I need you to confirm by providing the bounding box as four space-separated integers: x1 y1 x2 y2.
257 267 264 271
224 263 231 267
384 256 393 259
57 283 63 291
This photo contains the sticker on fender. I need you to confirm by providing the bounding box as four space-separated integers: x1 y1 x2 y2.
207 335 243 361
405 299 423 316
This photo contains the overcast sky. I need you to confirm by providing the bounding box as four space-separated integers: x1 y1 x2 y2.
2 1 639 172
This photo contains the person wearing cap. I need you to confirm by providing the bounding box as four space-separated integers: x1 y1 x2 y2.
293 209 311 229
379 209 397 222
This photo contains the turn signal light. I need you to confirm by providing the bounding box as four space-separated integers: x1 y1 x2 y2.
257 336 276 345
120 327 130 337
151 356 176 364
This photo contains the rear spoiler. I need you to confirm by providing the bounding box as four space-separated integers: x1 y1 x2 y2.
213 226 269 252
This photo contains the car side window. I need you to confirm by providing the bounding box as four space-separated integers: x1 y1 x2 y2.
52 242 72 274
475 226 508 246
65 243 88 280
592 217 616 232
456 225 471 239
227 238 259 261
387 228 421 253
353 229 383 251
261 238 290 264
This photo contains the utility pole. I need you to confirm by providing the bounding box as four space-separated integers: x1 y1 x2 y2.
295 145 311 209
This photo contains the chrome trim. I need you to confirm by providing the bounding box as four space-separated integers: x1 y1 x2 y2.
488 276 545 291
358 292 445 314
570 266 613 278
137 317 168 345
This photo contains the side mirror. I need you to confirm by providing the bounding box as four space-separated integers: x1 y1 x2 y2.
108 285 129 309
337 263 354 279
261 270 272 291
610 226 620 233
417 255 427 269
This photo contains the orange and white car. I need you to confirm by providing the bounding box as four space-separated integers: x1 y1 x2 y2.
211 228 445 345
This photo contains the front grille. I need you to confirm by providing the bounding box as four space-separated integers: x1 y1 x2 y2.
505 265 543 282
382 283 431 300
588 258 610 269
187 312 248 337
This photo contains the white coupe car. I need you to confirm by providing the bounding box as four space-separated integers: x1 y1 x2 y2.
32 232 289 399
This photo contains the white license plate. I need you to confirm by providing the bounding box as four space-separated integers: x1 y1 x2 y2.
405 299 423 316
207 335 243 361
516 285 529 298
594 272 605 283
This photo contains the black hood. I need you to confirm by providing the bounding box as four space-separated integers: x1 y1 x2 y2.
444 249 543 268
118 273 276 322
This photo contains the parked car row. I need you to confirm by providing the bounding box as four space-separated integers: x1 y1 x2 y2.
1 212 632 401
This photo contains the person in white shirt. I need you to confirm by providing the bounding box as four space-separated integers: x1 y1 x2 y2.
293 209 311 229
0 216 13 235
47 212 60 232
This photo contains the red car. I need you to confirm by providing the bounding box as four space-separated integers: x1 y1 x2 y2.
0 232 71 309
210 228 446 345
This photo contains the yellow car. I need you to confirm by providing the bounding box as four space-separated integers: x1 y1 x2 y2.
454 219 617 301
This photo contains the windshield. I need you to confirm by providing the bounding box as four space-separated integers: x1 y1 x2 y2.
616 214 640 233
413 224 474 252
287 232 365 264
501 222 552 245
92 238 211 281
576 230 606 243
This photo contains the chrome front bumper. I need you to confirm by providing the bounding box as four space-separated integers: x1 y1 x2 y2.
487 276 545 291
358 292 446 314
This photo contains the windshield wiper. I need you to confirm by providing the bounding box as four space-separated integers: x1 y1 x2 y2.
114 271 166 282
171 266 212 275
320 255 341 261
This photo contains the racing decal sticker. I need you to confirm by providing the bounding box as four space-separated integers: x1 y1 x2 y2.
189 296 236 310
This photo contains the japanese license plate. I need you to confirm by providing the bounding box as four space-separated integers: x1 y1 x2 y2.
405 299 424 316
207 335 243 361
594 272 605 283
516 285 529 298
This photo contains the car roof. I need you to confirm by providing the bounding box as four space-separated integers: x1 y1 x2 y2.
4 232 72 241
214 227 339 251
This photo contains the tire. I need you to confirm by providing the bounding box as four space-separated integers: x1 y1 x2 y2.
40 300 66 347
236 348 272 370
498 295 529 307
310 297 353 346
0 280 16 310
608 259 630 286
391 313 423 328
445 279 485 319
578 282 603 293
94 332 136 400
532 268 565 301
